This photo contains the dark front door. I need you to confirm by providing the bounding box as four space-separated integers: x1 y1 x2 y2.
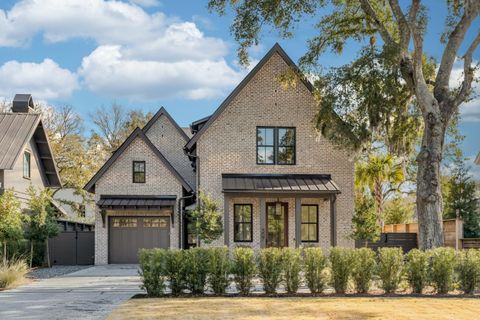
266 202 288 247
109 216 170 264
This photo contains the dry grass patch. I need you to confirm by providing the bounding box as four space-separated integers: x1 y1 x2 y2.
0 258 29 289
108 297 480 320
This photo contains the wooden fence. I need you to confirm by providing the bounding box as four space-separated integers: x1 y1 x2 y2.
460 238 480 249
355 233 418 253
383 218 471 250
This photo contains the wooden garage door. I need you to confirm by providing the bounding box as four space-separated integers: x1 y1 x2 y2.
109 216 170 264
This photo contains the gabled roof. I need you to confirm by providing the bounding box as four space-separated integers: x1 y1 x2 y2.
184 43 314 151
84 127 193 193
142 107 189 141
0 113 61 187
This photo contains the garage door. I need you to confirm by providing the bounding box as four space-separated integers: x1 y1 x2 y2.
109 216 170 264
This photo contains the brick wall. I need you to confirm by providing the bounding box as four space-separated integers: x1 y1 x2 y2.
197 52 355 248
94 136 183 264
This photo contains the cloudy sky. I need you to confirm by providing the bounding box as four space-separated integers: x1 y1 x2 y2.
0 0 478 176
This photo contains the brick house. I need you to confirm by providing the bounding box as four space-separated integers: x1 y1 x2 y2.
85 44 354 264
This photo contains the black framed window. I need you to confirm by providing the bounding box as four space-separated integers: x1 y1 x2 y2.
23 151 31 179
132 161 146 183
301 205 318 242
256 127 295 165
234 204 253 242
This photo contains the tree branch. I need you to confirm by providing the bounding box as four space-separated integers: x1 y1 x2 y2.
452 30 480 109
434 3 480 103
388 0 410 51
359 0 397 48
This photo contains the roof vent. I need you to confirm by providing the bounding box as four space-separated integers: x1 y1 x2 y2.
12 94 35 113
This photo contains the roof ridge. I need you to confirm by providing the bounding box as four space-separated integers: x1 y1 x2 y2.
142 106 190 142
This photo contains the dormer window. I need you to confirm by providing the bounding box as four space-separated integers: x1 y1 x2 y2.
256 127 296 165
23 151 31 179
133 161 146 183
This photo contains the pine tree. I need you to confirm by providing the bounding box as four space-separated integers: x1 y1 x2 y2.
352 195 380 243
444 156 480 238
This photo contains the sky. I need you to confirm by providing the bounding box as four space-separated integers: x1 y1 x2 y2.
0 0 478 177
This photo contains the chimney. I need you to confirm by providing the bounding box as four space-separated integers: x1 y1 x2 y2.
12 94 34 113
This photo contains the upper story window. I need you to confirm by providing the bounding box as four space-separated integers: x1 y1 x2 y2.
23 151 31 179
132 161 146 183
256 127 296 165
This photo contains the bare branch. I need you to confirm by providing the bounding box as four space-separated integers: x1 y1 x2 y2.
359 0 397 47
388 0 410 51
434 4 480 102
452 30 480 109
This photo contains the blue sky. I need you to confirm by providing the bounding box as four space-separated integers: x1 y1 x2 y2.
0 0 478 175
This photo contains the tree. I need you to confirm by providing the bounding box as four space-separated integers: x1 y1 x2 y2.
383 197 415 225
0 189 23 263
355 153 405 228
25 187 59 267
443 155 480 238
188 191 223 245
208 0 480 248
352 195 380 244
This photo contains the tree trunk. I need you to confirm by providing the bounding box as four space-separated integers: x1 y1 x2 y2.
3 241 6 264
30 241 33 268
45 239 51 268
374 178 384 229
416 112 445 249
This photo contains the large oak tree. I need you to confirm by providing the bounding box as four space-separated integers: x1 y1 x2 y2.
209 0 480 249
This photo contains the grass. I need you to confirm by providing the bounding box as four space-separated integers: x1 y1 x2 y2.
108 296 480 320
0 257 29 289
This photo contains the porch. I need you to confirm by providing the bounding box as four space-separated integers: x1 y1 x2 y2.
222 174 341 249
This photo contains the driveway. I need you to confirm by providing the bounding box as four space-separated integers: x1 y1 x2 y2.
0 265 142 320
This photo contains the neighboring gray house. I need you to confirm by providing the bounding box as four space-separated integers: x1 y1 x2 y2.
0 94 61 206
85 44 354 264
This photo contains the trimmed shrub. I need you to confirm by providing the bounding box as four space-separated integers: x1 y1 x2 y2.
139 248 166 297
0 257 28 289
231 247 256 295
184 247 209 294
456 249 480 294
257 247 283 294
377 247 404 293
164 249 187 295
282 248 302 293
405 249 429 294
430 247 456 294
303 247 328 294
329 247 354 294
207 247 231 294
351 248 376 293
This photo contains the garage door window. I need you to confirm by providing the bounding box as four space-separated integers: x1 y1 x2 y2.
112 218 137 228
144 217 168 228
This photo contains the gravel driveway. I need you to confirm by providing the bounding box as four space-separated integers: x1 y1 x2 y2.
0 265 142 320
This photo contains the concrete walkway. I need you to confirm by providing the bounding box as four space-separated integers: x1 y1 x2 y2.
0 265 142 320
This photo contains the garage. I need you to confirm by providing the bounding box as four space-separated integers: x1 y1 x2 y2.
109 216 170 264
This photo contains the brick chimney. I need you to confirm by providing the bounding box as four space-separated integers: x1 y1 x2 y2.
12 94 34 113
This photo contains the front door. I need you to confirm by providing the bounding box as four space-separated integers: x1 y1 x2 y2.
266 202 288 247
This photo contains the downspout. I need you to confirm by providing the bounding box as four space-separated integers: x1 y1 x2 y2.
178 193 195 249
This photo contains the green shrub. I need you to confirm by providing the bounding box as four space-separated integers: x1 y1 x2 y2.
282 248 301 293
139 249 166 297
329 247 354 294
164 249 186 295
184 247 209 294
0 257 28 289
456 249 480 294
231 247 256 295
377 247 404 293
257 247 283 294
303 247 328 294
430 247 456 294
207 247 231 294
351 248 376 293
405 249 429 294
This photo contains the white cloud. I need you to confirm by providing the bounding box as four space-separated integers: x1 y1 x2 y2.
449 60 480 123
0 0 249 101
0 59 78 100
129 0 160 7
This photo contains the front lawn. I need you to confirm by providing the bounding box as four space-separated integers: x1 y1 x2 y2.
108 297 480 320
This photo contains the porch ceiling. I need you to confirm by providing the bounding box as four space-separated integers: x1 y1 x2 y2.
222 174 341 194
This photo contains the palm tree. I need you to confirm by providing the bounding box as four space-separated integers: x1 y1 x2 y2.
355 154 405 229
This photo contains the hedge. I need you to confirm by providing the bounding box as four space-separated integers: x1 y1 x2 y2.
138 247 480 296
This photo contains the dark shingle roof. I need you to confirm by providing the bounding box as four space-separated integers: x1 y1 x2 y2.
97 195 177 208
222 174 340 194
